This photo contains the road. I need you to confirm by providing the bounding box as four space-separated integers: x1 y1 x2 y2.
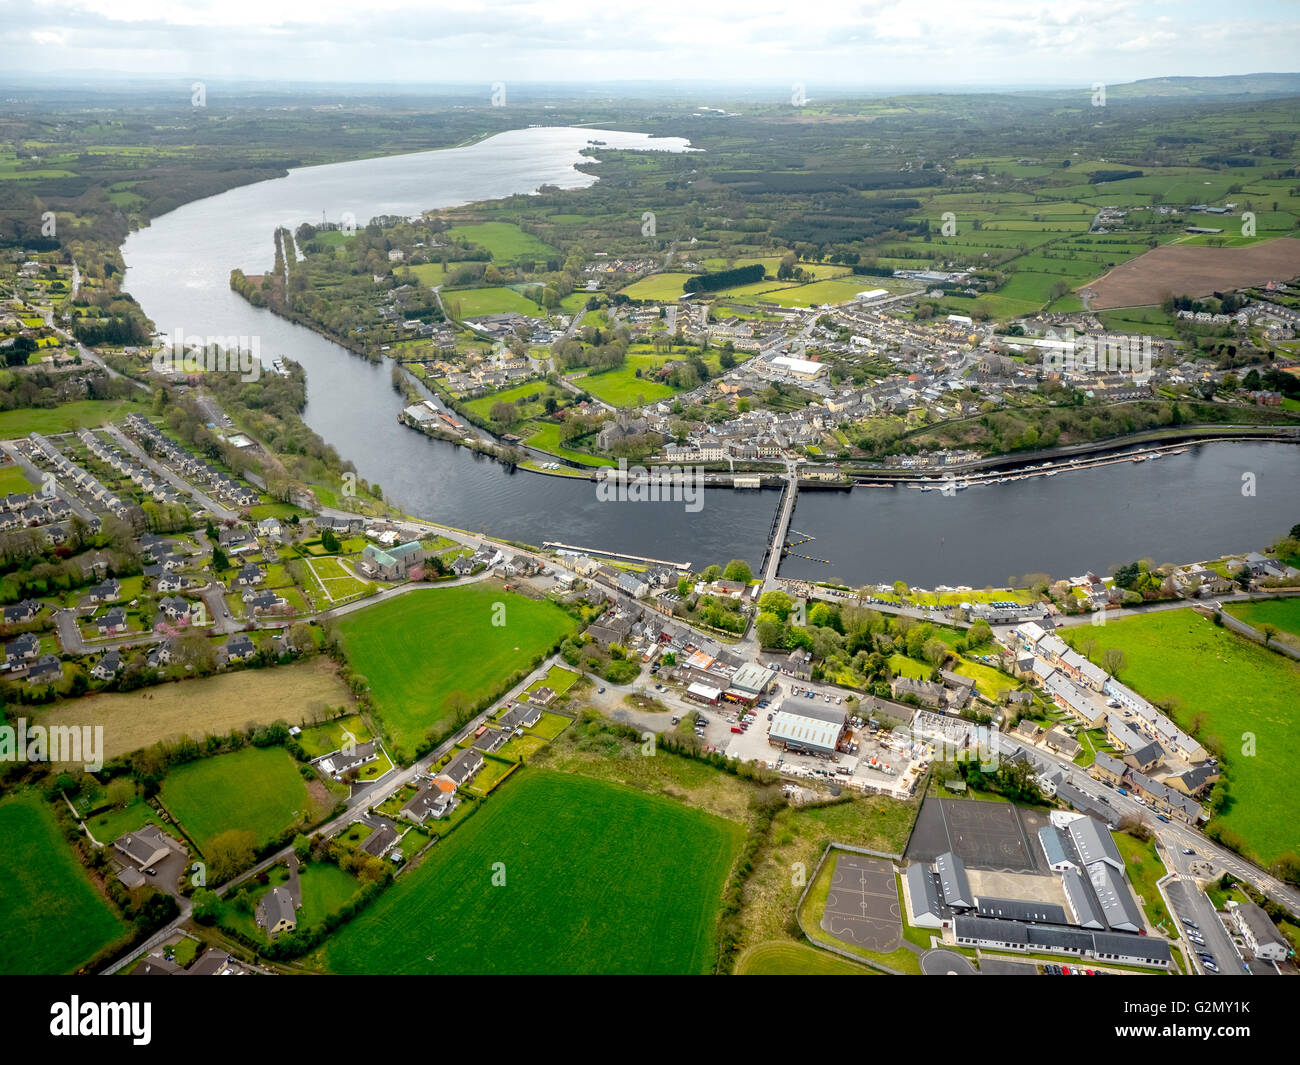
1165 879 1244 976
104 423 237 520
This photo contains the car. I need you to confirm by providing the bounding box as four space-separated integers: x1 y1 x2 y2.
835 696 842 704
767 712 773 721
1156 813 1171 823
1185 920 1199 930
671 716 679 725
1182 848 1196 856
597 687 605 694
1061 965 1071 975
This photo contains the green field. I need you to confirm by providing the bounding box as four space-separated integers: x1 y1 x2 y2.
1065 611 1300 864
444 286 544 318
0 399 143 437
0 465 34 495
444 222 557 262
736 940 874 975
337 584 578 760
1225 598 1300 646
319 770 742 974
158 746 320 854
0 792 127 974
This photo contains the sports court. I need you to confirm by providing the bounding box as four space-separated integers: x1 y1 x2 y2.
906 797 1045 873
820 853 901 952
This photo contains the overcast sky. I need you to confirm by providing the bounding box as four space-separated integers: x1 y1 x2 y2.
5 0 1298 89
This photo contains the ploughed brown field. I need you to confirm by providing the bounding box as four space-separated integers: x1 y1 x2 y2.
1081 237 1300 309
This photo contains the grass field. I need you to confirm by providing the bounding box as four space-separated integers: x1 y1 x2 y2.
1115 830 1172 934
0 465 35 494
0 399 143 437
0 792 127 974
444 286 544 318
159 746 323 854
38 659 352 761
735 940 873 975
1065 611 1300 864
318 770 742 974
337 584 578 760
444 222 557 262
1225 598 1300 648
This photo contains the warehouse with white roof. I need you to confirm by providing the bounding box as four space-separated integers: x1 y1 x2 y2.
767 696 847 756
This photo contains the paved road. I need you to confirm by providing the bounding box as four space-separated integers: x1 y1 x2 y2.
104 423 236 520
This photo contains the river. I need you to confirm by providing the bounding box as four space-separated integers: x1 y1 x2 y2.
121 127 1298 585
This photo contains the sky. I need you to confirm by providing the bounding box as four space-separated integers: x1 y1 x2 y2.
4 0 1299 89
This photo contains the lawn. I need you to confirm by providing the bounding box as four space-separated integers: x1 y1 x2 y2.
294 713 373 759
0 791 127 974
336 584 578 760
318 770 743 974
297 862 363 928
618 272 696 301
1065 611 1300 864
527 665 579 695
85 794 166 844
159 746 323 854
37 659 352 762
736 940 873 975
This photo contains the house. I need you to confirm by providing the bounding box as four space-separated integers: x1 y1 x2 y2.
5 631 41 666
472 728 509 753
257 517 284 543
316 740 379 778
235 562 264 587
890 676 945 707
245 591 287 615
439 748 484 788
528 686 557 708
26 654 62 684
1089 751 1127 789
1044 673 1106 728
224 634 255 663
1227 899 1288 962
359 824 398 859
91 650 122 681
2 598 41 625
86 579 121 604
1013 719 1044 744
1122 739 1164 774
1127 770 1202 825
158 596 196 623
113 825 175 871
402 779 458 822
146 641 176 669
450 555 476 577
1166 764 1220 799
612 571 649 599
96 607 128 635
256 887 298 938
1043 727 1082 760
498 703 542 731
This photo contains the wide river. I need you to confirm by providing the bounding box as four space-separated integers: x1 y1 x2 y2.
122 127 1298 586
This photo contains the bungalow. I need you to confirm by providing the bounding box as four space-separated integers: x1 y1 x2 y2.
358 824 398 859
472 727 510 753
224 634 255 663
316 740 379 778
528 686 557 708
439 748 484 788
450 555 476 577
402 779 458 823
113 825 176 871
217 527 256 554
498 702 542 731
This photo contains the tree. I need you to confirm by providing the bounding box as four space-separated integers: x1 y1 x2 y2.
701 564 722 583
211 544 229 572
722 559 752 583
207 829 256 883
758 589 794 621
1102 647 1127 677
191 888 220 925
1258 623 1277 648
292 834 311 862
320 528 341 553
